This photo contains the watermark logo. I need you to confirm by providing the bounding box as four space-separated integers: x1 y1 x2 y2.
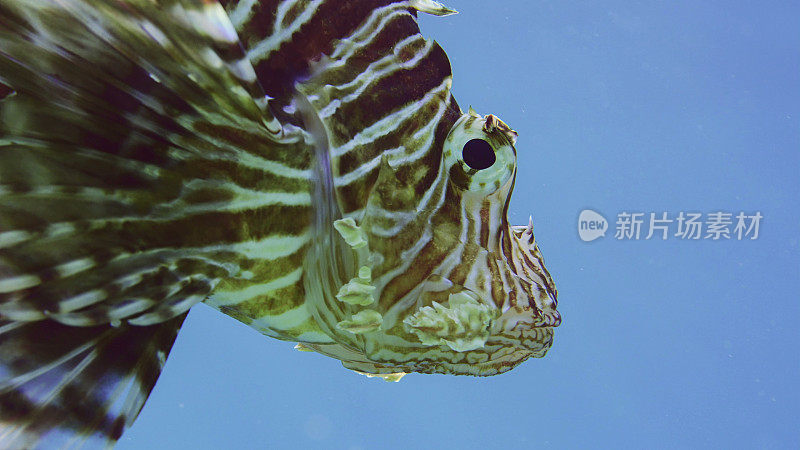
578 209 608 242
577 209 762 241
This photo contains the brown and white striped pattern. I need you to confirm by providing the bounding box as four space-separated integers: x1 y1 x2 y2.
0 0 316 446
217 0 560 376
0 0 559 446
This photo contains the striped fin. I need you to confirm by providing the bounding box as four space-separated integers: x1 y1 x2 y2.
0 314 186 448
0 0 314 445
0 0 306 325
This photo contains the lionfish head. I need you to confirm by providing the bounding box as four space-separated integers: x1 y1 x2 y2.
320 109 560 378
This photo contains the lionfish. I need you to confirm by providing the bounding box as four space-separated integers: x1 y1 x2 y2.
0 0 560 447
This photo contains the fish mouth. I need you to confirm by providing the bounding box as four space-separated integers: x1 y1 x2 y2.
505 271 561 329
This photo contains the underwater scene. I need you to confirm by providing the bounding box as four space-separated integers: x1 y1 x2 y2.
0 0 797 449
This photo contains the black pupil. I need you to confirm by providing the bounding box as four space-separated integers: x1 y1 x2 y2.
462 139 496 170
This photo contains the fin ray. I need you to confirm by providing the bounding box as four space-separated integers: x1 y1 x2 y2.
0 0 306 326
0 313 188 448
0 1 302 446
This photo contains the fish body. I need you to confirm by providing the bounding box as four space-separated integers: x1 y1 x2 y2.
0 0 559 446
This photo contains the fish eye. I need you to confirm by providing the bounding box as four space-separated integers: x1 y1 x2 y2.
442 112 516 194
462 139 496 170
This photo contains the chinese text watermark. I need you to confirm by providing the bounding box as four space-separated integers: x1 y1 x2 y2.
578 210 762 241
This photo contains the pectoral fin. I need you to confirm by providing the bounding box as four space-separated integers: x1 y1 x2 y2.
0 313 187 448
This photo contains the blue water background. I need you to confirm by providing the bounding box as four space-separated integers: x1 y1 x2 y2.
120 1 799 448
